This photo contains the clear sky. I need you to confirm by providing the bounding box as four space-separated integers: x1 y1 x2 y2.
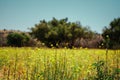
0 0 120 33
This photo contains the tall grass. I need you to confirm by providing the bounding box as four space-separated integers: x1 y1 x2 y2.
0 47 119 80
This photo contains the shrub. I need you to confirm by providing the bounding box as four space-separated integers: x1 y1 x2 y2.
7 32 30 47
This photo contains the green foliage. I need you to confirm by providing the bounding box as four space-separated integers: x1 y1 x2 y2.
102 17 120 49
91 60 120 80
7 32 30 47
92 60 105 80
31 18 94 48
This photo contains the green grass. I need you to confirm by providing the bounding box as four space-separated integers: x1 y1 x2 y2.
0 47 120 80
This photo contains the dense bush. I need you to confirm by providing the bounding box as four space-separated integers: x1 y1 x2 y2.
102 17 120 49
7 32 30 47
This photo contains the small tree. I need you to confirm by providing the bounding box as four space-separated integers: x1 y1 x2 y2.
7 32 30 47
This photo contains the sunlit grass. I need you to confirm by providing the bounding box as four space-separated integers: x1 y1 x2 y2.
0 47 119 80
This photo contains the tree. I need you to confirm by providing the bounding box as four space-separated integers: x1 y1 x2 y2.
30 18 95 48
31 20 49 43
102 17 120 49
7 32 30 47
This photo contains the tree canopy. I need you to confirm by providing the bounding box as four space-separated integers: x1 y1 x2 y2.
102 17 120 49
30 17 95 48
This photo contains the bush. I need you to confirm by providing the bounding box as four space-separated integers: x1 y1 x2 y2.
7 32 30 47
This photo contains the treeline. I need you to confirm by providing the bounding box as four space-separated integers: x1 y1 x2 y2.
0 17 120 49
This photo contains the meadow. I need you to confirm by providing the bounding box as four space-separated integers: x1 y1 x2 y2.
0 47 120 80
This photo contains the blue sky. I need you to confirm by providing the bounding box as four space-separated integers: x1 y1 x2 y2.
0 0 120 33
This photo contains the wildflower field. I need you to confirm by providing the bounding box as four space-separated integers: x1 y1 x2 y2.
0 47 120 80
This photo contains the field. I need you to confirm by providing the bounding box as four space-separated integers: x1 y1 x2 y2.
0 47 120 80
